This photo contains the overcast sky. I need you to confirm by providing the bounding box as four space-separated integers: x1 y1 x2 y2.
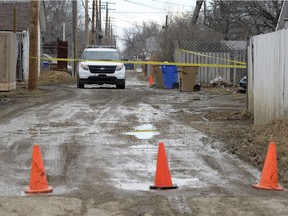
107 0 196 49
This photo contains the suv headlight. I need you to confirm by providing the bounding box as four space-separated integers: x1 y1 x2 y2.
80 63 89 71
116 64 124 71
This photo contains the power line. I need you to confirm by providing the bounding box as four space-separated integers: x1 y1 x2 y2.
113 11 168 13
123 0 163 10
114 15 149 24
152 0 193 8
115 17 138 24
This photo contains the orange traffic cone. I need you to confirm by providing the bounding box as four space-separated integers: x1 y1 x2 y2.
149 74 153 87
252 141 284 191
25 144 53 194
150 142 178 189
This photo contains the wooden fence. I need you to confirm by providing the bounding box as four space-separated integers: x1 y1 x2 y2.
0 32 16 91
248 28 288 125
174 49 246 85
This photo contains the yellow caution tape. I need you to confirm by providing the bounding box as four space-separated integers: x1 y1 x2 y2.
40 57 79 62
177 48 247 65
124 61 246 68
34 57 247 69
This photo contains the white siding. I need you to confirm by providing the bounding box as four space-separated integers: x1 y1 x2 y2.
22 31 29 81
37 22 41 76
22 25 41 81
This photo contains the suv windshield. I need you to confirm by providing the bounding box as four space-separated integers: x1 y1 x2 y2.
82 50 121 61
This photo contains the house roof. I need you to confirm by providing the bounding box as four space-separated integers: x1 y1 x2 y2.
174 40 233 53
0 0 46 32
222 41 246 51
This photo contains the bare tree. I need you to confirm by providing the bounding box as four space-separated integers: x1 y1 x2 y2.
203 1 247 40
155 12 222 61
45 0 85 58
120 1 283 62
244 0 283 34
203 0 283 40
45 0 72 44
121 22 161 59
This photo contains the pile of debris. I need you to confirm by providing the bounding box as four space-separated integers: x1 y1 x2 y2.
210 76 233 87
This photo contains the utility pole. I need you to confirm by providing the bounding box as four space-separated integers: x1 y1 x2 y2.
110 27 113 46
91 0 95 45
109 18 112 45
28 0 38 91
85 0 89 47
110 23 115 46
192 0 204 25
63 22 65 41
107 17 111 45
164 15 168 61
99 0 102 45
96 0 99 45
72 0 77 78
105 1 109 45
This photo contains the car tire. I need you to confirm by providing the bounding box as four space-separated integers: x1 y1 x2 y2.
116 80 125 89
77 77 84 89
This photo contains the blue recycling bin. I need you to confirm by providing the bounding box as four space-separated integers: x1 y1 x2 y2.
161 65 178 89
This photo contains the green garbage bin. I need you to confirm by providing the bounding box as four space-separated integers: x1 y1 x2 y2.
178 66 199 92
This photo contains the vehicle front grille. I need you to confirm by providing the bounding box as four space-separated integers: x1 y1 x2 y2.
88 65 116 74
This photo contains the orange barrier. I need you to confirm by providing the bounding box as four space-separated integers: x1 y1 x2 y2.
150 142 178 189
25 144 53 194
253 141 284 191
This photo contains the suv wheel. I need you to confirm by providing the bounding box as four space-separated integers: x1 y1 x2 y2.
116 80 125 89
77 77 84 88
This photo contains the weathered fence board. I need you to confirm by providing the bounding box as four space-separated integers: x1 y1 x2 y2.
248 28 288 125
0 32 17 91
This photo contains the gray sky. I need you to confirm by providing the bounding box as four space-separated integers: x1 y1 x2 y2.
108 0 196 49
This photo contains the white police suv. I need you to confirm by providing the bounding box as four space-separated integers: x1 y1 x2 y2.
77 46 126 89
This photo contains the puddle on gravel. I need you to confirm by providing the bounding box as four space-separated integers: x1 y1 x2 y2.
125 124 160 139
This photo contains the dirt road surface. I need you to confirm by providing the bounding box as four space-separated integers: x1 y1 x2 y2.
1 71 288 216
